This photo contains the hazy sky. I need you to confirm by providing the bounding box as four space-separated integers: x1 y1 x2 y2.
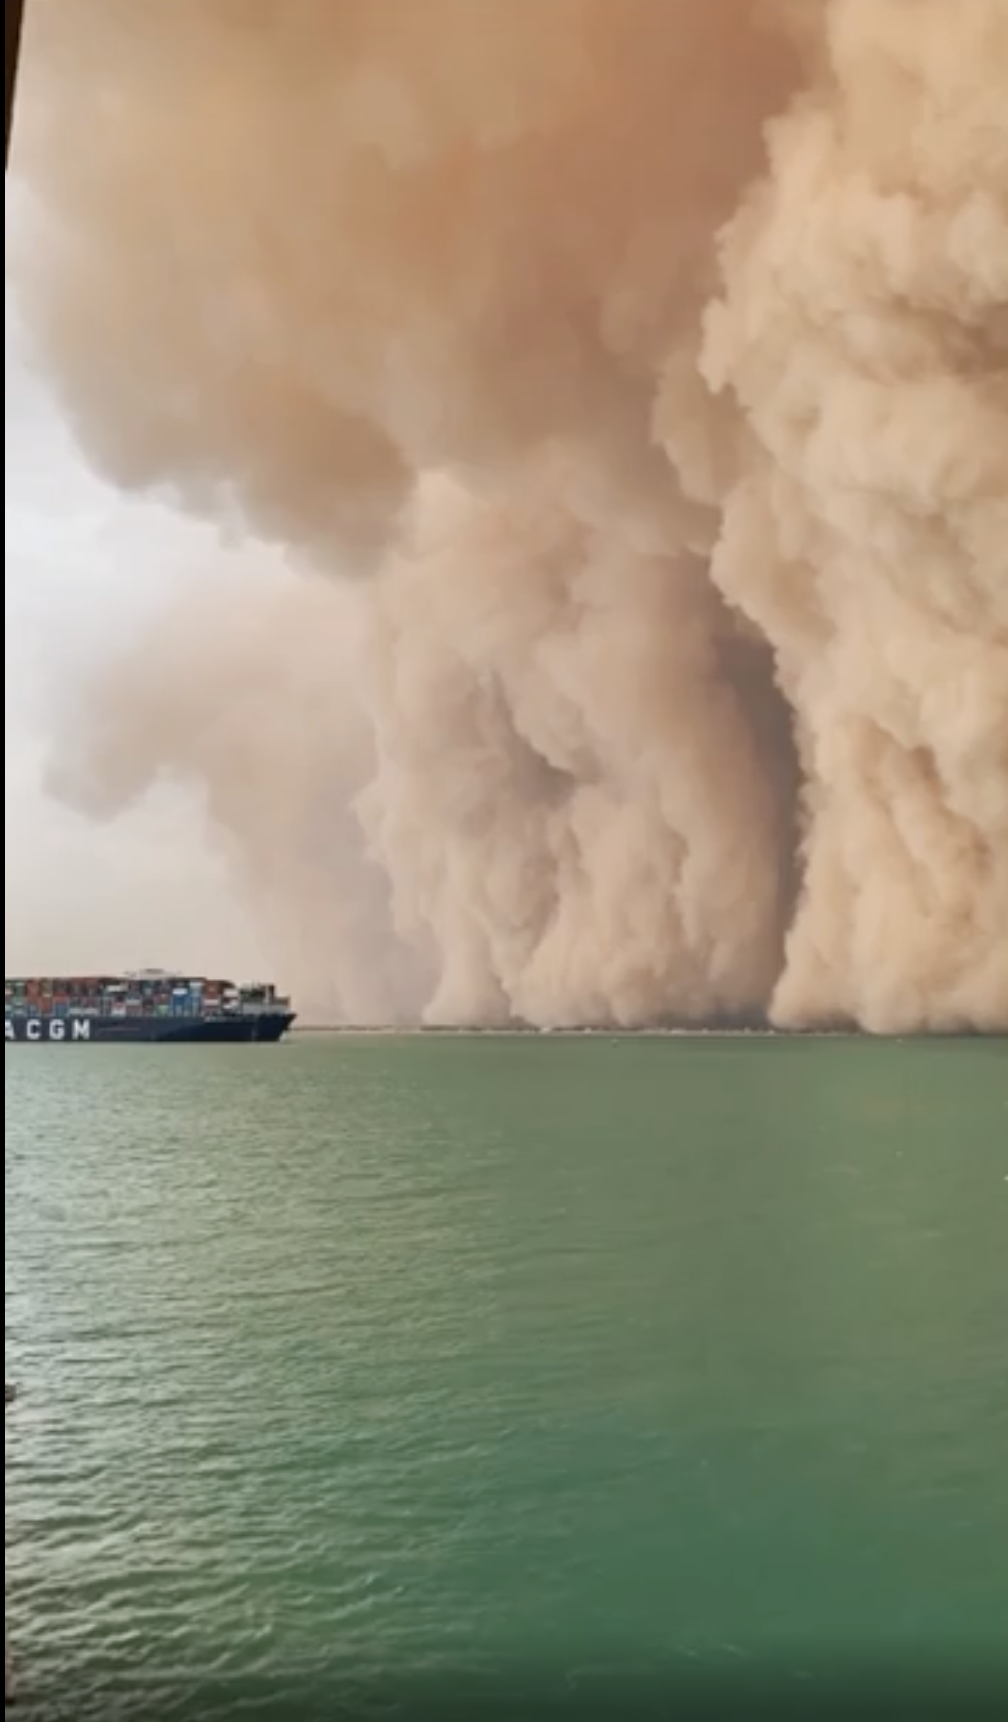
5 191 270 983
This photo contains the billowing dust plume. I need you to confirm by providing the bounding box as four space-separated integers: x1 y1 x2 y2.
10 0 1007 1031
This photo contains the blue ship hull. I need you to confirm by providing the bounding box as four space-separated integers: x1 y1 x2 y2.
4 1012 294 1045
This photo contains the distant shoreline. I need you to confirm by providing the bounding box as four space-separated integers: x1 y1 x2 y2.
289 1024 999 1041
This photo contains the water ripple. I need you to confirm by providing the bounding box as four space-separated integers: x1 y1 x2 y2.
6 1036 1006 1717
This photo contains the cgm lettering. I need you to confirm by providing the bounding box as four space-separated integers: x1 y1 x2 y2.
5 1017 92 1042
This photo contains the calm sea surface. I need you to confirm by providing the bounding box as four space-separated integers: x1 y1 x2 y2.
5 1034 1006 1717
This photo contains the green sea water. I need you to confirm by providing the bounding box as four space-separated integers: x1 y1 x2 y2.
4 1034 1006 1718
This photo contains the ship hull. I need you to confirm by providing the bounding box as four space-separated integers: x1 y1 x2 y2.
4 1013 294 1045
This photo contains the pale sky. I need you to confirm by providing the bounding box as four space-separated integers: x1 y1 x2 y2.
5 192 269 984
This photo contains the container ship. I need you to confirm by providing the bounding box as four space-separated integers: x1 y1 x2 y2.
4 972 295 1044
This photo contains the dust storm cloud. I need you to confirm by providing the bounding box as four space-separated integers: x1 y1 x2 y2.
10 0 1007 1030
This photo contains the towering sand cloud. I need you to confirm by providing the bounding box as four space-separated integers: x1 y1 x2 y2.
11 0 1006 1029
